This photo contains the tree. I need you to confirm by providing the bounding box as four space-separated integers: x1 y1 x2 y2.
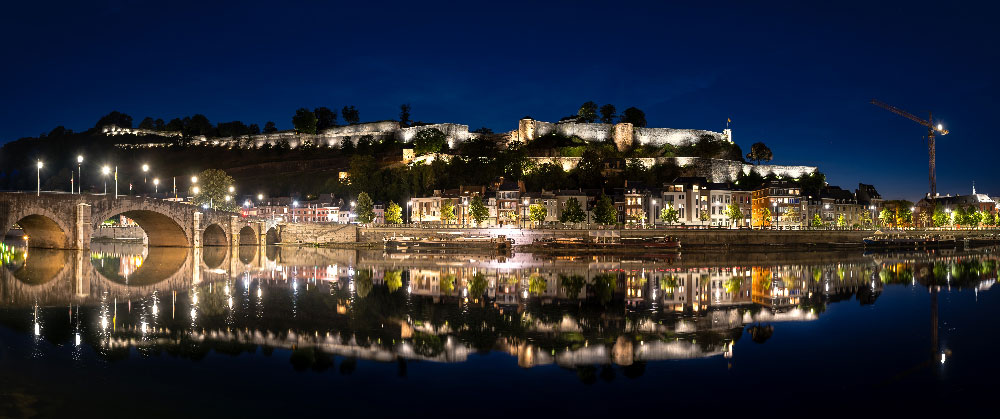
725 203 743 227
529 204 547 224
560 197 586 223
185 114 213 136
932 205 949 228
629 209 647 224
879 208 894 228
138 117 155 130
599 104 617 124
248 123 261 135
577 101 598 123
192 169 237 212
896 206 913 227
399 103 412 127
341 106 360 125
593 195 617 225
760 207 772 227
292 108 317 134
355 192 374 224
620 107 646 127
165 118 184 132
441 199 456 224
660 203 680 225
314 107 338 131
811 213 824 228
469 195 489 226
783 205 801 226
699 211 710 222
95 111 133 128
746 142 773 164
413 128 447 155
385 202 403 224
969 209 985 229
837 214 847 228
154 118 165 131
860 210 873 229
263 121 278 133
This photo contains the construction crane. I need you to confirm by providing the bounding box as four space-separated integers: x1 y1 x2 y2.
870 99 949 199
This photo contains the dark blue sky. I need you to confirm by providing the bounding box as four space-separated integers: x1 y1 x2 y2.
2 1 996 200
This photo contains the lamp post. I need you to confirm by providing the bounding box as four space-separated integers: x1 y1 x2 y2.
114 166 119 199
772 202 777 230
406 201 412 225
36 161 43 196
101 166 110 195
153 178 159 195
142 164 149 192
522 198 529 229
651 199 657 228
869 205 876 230
76 155 83 194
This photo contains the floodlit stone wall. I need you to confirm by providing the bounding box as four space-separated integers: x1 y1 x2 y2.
526 157 817 183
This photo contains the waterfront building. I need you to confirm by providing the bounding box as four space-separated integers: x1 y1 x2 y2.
914 185 998 227
731 190 753 228
751 180 801 228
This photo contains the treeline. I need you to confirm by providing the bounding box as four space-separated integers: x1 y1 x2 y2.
569 101 647 126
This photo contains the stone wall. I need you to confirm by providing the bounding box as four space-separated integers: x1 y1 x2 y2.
514 119 732 151
278 223 357 244
633 127 726 147
397 123 472 146
526 157 817 183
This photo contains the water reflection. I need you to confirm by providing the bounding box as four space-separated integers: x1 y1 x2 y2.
1 243 997 378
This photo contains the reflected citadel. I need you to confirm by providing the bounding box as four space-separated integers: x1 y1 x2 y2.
2 243 995 378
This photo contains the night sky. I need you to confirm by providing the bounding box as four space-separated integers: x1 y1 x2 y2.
2 1 996 200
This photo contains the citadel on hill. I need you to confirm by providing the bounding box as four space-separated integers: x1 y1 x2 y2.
107 116 816 184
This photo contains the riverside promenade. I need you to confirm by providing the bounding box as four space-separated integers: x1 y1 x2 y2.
273 223 1000 248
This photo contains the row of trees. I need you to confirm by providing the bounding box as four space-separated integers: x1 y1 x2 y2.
575 102 647 127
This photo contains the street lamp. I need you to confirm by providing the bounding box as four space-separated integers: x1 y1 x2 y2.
101 166 111 195
191 176 198 184
76 155 83 194
522 198 529 229
406 201 412 225
153 178 159 194
772 202 777 230
228 186 235 193
142 164 149 189
36 161 43 196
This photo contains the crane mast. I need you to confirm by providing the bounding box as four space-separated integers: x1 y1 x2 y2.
870 99 949 199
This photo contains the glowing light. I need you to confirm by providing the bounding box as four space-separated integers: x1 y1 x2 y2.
191 176 198 183
937 123 943 131
142 164 149 172
940 352 946 364
34 322 40 336
102 166 110 175
75 333 81 346
36 161 43 169
100 316 108 330
77 155 84 163
228 186 235 193
141 322 148 334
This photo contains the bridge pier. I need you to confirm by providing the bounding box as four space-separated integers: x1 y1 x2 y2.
74 203 92 250
192 212 203 248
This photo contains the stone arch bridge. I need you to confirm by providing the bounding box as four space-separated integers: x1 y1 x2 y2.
0 192 279 249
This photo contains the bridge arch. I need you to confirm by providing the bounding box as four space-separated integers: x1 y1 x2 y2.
265 227 279 245
203 223 228 246
10 214 70 249
91 247 190 286
238 226 257 246
92 209 189 248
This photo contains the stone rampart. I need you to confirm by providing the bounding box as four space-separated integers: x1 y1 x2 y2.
526 157 817 183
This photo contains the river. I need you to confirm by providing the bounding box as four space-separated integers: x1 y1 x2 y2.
1 242 997 416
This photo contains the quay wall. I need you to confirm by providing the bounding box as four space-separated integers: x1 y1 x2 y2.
357 227 870 246
277 223 357 244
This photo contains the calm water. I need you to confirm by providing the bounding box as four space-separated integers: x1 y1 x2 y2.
1 242 998 416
